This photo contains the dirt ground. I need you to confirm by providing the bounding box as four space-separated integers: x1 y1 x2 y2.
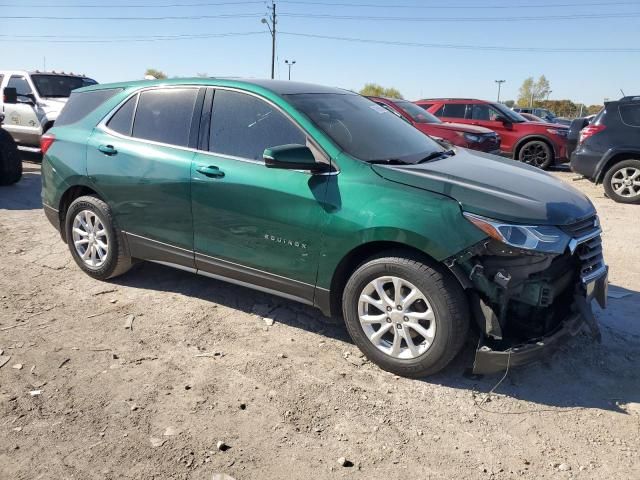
1 160 639 480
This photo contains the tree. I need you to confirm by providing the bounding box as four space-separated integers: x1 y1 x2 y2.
144 68 167 80
517 75 551 107
503 99 515 108
587 104 603 115
359 83 404 99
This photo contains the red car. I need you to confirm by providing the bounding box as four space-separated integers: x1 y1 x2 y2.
367 96 500 154
416 98 569 169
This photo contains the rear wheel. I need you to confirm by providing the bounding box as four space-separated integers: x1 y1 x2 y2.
0 129 22 186
603 159 640 204
342 254 469 378
65 195 132 279
518 140 553 169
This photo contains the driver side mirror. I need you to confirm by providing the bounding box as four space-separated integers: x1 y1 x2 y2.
495 115 512 125
264 144 328 173
3 87 18 104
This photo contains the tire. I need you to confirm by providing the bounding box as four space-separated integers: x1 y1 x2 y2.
0 128 22 186
517 140 553 169
342 254 469 378
603 159 640 204
65 195 132 280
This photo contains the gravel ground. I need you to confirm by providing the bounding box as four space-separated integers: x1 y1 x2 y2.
1 161 639 480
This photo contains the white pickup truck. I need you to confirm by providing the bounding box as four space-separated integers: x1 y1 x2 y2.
0 70 97 152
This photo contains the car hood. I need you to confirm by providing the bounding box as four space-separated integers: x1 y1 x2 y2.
431 122 494 134
372 148 594 226
520 120 568 130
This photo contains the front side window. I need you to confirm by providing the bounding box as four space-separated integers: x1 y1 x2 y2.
30 74 97 98
490 102 527 123
132 88 198 147
56 88 122 127
210 89 306 161
286 93 442 163
470 104 502 121
7 76 33 97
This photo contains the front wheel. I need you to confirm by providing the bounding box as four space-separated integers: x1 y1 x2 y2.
342 254 469 378
0 129 22 186
518 140 553 169
603 159 640 204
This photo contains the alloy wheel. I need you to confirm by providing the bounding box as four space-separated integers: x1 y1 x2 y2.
610 166 640 199
521 143 549 167
358 276 436 360
71 210 109 268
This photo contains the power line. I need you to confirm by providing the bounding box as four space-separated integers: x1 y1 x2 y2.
3 13 263 21
280 0 640 9
279 31 640 52
0 1 263 6
0 32 266 43
279 11 640 21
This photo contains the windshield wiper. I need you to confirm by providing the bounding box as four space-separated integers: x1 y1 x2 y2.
366 158 411 165
417 149 455 163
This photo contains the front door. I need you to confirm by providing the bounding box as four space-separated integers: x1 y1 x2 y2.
86 87 201 267
467 103 516 153
3 75 41 146
191 88 330 303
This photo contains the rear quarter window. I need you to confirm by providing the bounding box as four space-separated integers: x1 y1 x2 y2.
55 88 122 127
619 104 640 127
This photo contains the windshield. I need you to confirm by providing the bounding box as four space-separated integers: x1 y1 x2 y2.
491 103 526 123
394 100 442 124
285 93 443 163
31 74 98 98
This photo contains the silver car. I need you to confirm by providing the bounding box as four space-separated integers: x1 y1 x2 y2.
0 70 97 151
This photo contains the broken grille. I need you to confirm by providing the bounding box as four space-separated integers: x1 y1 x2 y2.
561 215 606 283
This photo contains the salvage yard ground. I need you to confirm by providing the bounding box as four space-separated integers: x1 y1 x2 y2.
1 160 639 479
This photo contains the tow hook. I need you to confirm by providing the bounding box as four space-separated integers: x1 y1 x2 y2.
573 294 602 343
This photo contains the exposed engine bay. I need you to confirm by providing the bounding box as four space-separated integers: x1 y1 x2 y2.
446 215 608 374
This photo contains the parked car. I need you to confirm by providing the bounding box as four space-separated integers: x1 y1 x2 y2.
571 96 640 204
417 99 570 169
366 96 500 153
42 78 607 377
0 70 97 151
567 116 593 159
0 112 21 185
513 107 571 126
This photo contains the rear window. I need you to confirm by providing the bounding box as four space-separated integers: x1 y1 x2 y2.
619 104 640 127
55 88 122 127
131 88 198 147
107 94 137 136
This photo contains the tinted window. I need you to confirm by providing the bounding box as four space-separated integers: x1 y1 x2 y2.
31 74 97 98
619 104 640 127
132 88 198 147
107 94 137 135
470 104 501 121
441 104 467 118
286 93 442 163
56 88 122 127
8 76 33 96
210 90 305 161
395 100 441 124
419 103 434 110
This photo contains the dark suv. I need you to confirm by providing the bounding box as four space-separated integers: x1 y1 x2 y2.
571 96 640 204
417 99 569 169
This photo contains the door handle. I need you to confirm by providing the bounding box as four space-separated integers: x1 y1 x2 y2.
196 165 225 178
98 144 118 156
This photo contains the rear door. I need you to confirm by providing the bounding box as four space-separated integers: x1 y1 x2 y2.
86 87 202 267
190 88 330 303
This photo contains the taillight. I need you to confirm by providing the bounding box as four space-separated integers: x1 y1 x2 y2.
40 133 55 154
579 124 606 144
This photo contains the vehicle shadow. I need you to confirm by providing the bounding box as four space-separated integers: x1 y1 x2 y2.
0 161 42 210
116 261 640 414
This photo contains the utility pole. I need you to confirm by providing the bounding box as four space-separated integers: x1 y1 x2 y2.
285 59 296 80
495 80 505 102
261 2 277 79
529 91 534 108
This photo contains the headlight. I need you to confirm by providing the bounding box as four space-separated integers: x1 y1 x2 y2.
547 128 568 137
463 133 482 143
463 212 570 254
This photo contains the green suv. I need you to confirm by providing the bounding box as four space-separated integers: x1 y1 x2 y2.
41 78 608 377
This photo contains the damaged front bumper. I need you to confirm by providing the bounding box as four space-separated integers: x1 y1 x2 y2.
446 215 608 375
473 268 608 374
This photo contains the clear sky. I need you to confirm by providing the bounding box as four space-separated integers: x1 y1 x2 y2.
1 0 639 105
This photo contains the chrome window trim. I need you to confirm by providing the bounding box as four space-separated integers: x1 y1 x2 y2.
96 83 339 175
